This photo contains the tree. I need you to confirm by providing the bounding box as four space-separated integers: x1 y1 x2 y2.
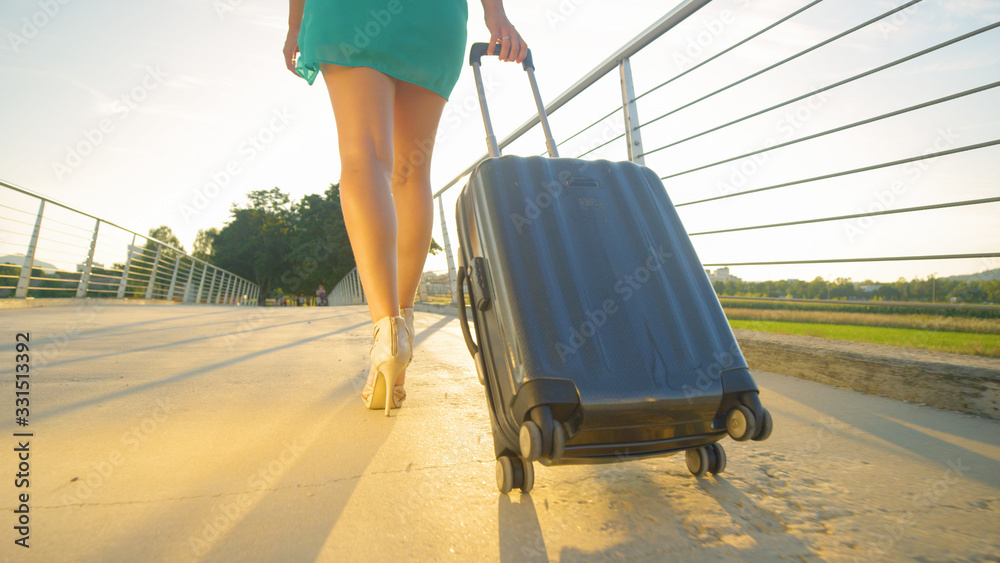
212 188 295 303
282 184 354 295
147 225 185 253
806 277 827 300
132 225 187 299
192 228 218 264
429 238 444 255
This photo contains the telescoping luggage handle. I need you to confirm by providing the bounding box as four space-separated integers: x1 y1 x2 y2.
469 43 560 159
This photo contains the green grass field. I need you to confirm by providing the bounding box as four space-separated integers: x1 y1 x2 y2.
421 294 999 357
729 319 1000 358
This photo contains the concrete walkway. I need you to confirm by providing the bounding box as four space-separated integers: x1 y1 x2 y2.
1 304 998 561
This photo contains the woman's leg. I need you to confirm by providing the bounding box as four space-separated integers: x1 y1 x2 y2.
319 63 399 324
391 80 448 310
390 82 448 387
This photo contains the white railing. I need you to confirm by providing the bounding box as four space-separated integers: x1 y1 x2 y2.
331 0 1000 304
0 180 259 304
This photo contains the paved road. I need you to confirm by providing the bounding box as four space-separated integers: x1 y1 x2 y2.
1 304 998 561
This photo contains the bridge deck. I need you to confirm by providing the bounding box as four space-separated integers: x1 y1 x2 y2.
1 304 998 561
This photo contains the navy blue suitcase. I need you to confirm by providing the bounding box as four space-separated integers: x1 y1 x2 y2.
455 44 772 494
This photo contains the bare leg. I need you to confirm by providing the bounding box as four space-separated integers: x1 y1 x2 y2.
392 81 448 309
319 63 399 324
390 82 447 385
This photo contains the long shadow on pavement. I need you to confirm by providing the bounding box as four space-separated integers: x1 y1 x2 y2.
761 371 1000 490
35 321 371 422
498 493 548 563
193 373 394 562
38 311 353 369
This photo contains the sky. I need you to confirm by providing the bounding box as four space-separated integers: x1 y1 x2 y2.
1 0 999 287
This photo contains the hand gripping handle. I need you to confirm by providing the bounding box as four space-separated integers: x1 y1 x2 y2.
469 42 535 71
468 42 559 159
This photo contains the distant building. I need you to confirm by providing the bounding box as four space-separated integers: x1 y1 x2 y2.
420 271 451 298
858 284 880 293
706 267 741 283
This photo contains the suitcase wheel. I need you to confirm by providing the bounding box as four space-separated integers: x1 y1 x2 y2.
753 408 773 442
726 405 757 442
686 442 726 477
519 421 543 462
685 448 709 477
496 455 533 494
709 442 727 474
519 413 568 463
518 405 567 463
551 422 567 461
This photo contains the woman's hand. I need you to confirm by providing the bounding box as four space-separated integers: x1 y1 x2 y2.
283 27 301 76
484 6 527 64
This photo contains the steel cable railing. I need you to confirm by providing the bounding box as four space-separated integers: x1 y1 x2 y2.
559 1 828 159
332 0 999 304
649 22 1000 167
0 179 259 304
660 79 1000 180
703 253 1000 268
689 196 1000 237
634 0 827 106
675 139 1000 207
636 0 928 145
330 266 365 306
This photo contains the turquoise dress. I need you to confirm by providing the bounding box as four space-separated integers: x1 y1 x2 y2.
295 0 469 100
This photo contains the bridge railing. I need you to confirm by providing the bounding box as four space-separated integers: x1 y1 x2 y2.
329 266 365 306
329 0 1000 306
0 180 259 304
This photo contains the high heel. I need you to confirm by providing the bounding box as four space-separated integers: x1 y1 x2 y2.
363 315 412 416
394 307 415 405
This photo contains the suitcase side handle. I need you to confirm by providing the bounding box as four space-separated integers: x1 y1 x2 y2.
469 42 559 159
456 265 479 357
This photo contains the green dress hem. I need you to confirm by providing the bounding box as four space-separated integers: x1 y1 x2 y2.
294 0 468 101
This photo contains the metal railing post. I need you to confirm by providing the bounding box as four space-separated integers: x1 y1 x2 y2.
355 269 363 304
218 272 228 304
183 258 196 302
1 180 258 305
439 196 458 304
213 271 223 304
207 267 218 304
195 263 208 303
167 254 181 301
76 219 100 298
620 58 646 165
212 268 226 305
144 243 162 300
117 235 137 299
15 199 44 298
359 269 366 304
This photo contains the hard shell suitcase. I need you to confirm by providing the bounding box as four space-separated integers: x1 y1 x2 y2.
455 44 772 494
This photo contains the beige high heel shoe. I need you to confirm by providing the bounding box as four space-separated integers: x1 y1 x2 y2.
396 306 415 404
362 315 412 416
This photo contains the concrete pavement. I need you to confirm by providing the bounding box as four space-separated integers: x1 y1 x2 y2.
1 303 998 561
